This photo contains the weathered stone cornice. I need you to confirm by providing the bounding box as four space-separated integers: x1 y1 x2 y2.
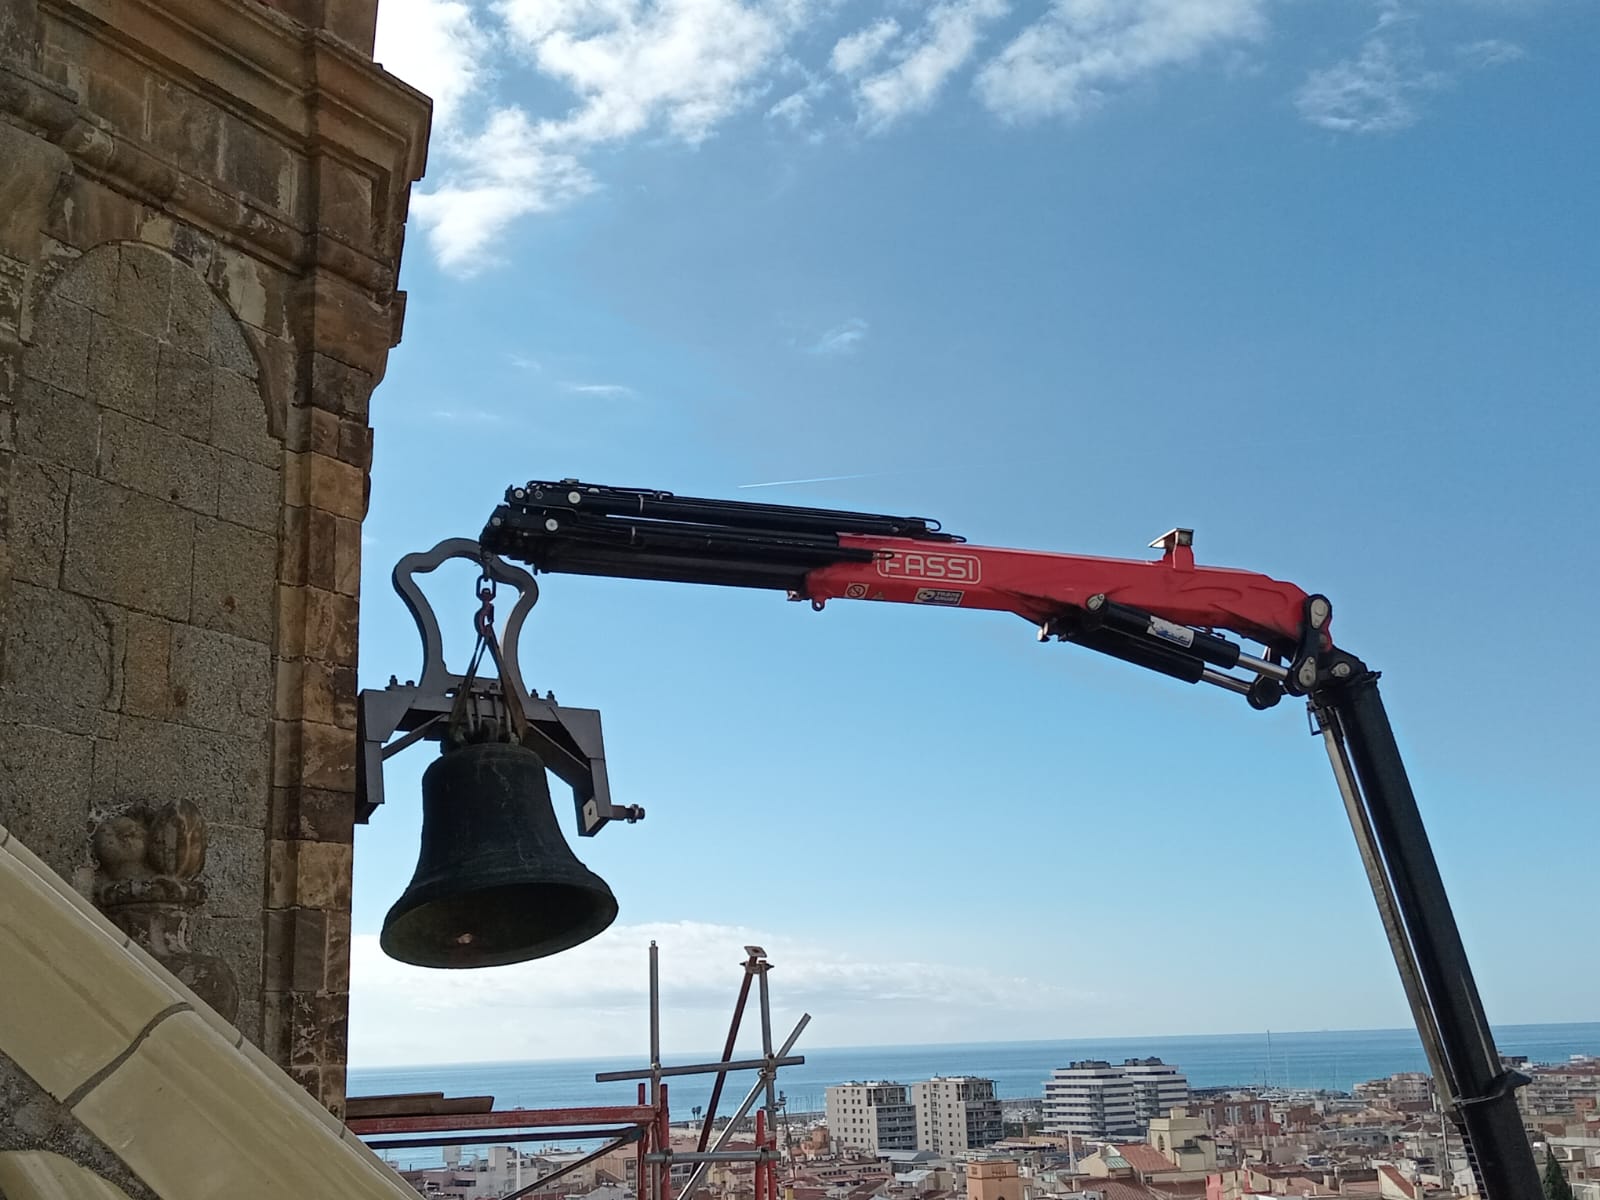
2 0 429 293
48 0 429 183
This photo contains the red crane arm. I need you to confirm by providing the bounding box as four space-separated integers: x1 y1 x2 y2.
480 480 1334 706
804 532 1316 648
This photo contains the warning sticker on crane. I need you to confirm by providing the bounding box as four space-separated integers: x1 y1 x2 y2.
1148 615 1196 648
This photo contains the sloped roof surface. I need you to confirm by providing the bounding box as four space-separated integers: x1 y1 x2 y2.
0 821 419 1200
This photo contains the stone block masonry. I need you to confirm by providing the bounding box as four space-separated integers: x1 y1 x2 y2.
0 0 429 1127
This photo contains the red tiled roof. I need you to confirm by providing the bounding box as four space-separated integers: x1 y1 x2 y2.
1092 1181 1171 1200
1073 1181 1150 1200
1146 1180 1208 1196
1378 1165 1418 1200
1113 1145 1179 1176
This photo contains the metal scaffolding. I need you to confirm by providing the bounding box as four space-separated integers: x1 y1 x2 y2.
347 944 810 1200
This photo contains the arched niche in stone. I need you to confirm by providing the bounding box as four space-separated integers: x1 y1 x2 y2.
2 241 281 1037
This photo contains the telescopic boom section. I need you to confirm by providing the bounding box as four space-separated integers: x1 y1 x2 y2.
482 480 1332 708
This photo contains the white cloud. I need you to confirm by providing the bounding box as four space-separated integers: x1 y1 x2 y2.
374 0 590 275
1296 8 1527 137
1455 38 1526 69
1295 33 1442 134
508 352 544 370
431 406 507 422
564 381 638 397
498 0 810 146
830 17 901 76
807 317 868 355
409 108 596 272
851 0 1009 131
767 90 813 127
402 0 823 272
348 920 1091 1065
767 59 832 132
975 0 1266 122
387 0 1531 271
374 0 493 133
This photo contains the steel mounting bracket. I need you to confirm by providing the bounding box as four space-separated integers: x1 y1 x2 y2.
355 537 639 836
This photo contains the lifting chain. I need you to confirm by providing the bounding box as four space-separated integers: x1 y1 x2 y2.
445 562 531 749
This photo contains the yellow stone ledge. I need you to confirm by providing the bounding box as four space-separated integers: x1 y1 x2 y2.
0 820 416 1200
0 1151 136 1199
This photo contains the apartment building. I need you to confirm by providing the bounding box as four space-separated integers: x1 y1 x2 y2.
1354 1072 1436 1108
826 1082 919 1153
1190 1093 1274 1130
1042 1059 1190 1139
1124 1058 1191 1126
1523 1057 1600 1116
912 1076 1004 1156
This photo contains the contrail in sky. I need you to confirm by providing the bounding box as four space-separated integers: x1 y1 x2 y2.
737 472 886 489
737 453 1111 490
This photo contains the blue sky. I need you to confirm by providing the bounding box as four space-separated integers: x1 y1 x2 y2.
348 0 1599 1067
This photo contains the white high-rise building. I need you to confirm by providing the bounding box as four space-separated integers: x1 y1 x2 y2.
825 1082 919 1153
911 1076 1003 1156
1122 1058 1190 1127
1042 1059 1189 1139
1043 1061 1137 1139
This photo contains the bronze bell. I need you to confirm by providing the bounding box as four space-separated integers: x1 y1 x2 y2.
381 740 619 968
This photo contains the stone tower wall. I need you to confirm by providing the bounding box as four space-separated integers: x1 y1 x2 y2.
0 0 428 1114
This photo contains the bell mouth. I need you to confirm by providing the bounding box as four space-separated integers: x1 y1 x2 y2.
380 880 619 969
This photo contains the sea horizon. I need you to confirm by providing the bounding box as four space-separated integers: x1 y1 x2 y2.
350 1019 1600 1073
349 1020 1600 1121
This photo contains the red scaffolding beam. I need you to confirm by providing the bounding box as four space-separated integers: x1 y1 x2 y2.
347 1106 658 1137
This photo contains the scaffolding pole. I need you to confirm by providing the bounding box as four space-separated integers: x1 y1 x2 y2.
345 945 810 1200
673 1013 811 1200
600 945 811 1200
698 954 758 1152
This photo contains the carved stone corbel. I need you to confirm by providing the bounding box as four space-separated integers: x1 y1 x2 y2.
91 800 240 1022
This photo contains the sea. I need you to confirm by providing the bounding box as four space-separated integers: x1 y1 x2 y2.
349 1021 1600 1124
